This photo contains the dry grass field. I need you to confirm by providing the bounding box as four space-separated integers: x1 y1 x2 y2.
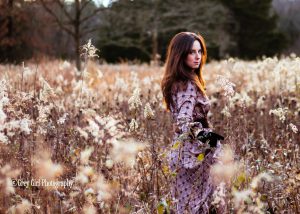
0 52 299 213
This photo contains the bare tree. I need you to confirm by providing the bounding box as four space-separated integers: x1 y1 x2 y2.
100 0 233 62
0 0 33 62
38 0 106 70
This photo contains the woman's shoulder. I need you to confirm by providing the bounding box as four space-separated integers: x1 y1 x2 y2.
171 80 197 100
172 80 196 93
187 80 197 92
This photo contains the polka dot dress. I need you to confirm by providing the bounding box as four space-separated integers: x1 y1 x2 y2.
168 80 227 214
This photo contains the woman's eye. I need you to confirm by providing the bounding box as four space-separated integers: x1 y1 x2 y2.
190 50 201 54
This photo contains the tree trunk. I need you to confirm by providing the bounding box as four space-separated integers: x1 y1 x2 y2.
75 33 81 71
75 0 81 71
8 0 13 38
152 28 158 64
151 0 159 65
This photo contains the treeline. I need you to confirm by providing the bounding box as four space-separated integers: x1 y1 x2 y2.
0 0 299 68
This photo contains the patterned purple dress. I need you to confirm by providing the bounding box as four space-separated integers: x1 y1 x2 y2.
168 80 225 213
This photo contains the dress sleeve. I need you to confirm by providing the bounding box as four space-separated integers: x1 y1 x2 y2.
176 82 211 139
176 83 196 134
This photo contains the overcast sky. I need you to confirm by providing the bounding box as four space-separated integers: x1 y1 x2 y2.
64 0 113 7
92 0 111 7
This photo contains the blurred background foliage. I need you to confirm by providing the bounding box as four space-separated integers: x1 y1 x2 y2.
0 0 299 67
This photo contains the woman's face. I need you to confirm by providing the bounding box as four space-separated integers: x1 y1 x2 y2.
184 40 202 71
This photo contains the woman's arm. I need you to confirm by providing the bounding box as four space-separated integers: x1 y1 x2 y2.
175 82 211 140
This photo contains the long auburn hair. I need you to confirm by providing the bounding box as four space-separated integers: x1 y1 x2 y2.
161 32 208 111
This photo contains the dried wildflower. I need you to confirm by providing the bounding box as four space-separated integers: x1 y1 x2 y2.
110 138 145 167
99 116 118 129
94 175 112 201
142 77 152 85
0 107 7 124
256 95 266 109
144 103 155 119
221 106 231 117
248 197 266 214
76 166 95 185
83 203 97 214
4 120 19 137
37 104 54 123
87 119 100 140
128 87 142 110
0 79 8 98
81 166 94 177
212 182 226 208
7 199 32 214
84 187 95 196
233 189 253 208
57 113 69 125
33 151 63 180
211 145 240 184
81 67 92 80
0 96 9 107
229 91 253 107
0 164 21 195
0 132 8 144
36 159 63 180
227 57 235 64
95 115 124 140
76 127 89 140
114 77 128 91
0 92 8 125
130 71 139 89
153 83 161 92
59 60 71 70
80 147 94 165
39 76 56 101
20 118 32 135
269 107 289 122
81 39 99 59
250 172 273 190
96 69 103 79
129 119 138 132
4 178 15 195
22 62 33 77
289 123 298 133
290 53 297 58
232 61 246 73
75 172 89 185
216 75 235 97
81 108 97 117
3 118 31 136
105 159 114 169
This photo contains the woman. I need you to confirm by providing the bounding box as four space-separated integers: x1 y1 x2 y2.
161 32 226 213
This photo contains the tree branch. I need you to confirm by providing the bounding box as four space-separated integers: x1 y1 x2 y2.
81 27 101 37
39 0 75 37
80 7 105 23
80 0 93 12
54 0 74 22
